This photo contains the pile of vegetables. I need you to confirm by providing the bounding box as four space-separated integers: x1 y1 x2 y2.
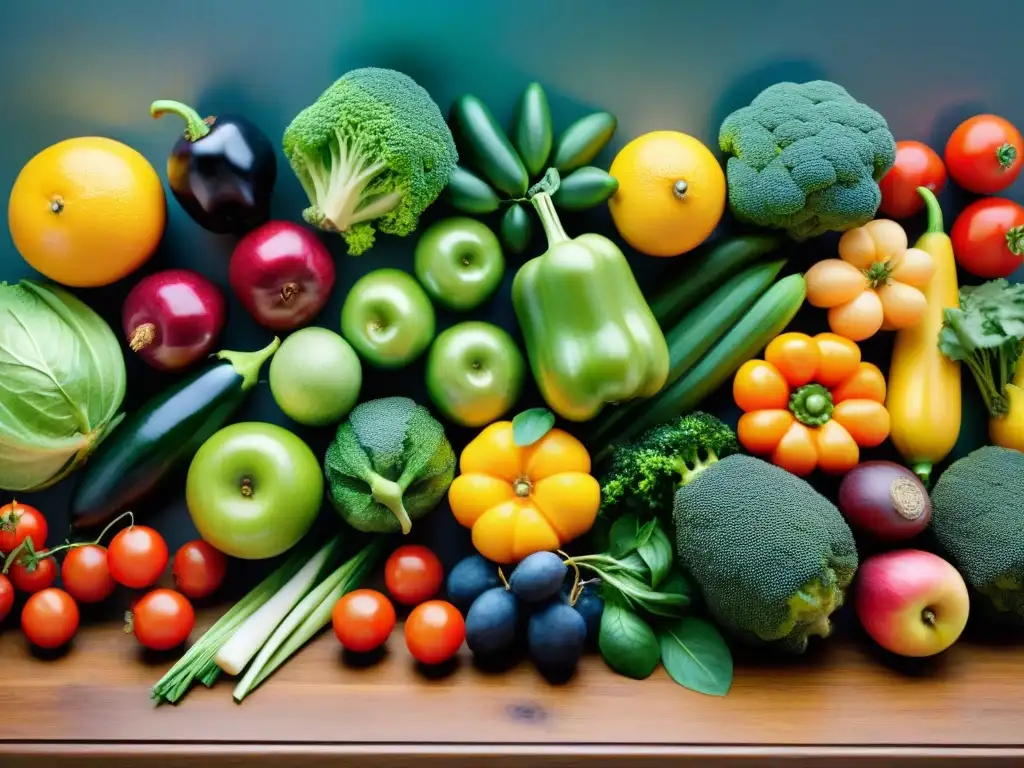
2 63 1024 709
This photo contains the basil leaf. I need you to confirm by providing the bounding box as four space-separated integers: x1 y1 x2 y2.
608 514 641 558
512 408 556 446
658 567 695 602
598 601 660 680
658 617 733 696
601 570 690 618
634 518 656 549
615 552 650 579
638 519 673 588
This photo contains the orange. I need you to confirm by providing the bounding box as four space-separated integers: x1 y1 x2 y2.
8 137 166 287
608 130 726 257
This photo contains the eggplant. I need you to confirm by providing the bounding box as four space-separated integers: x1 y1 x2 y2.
150 99 277 234
70 338 280 529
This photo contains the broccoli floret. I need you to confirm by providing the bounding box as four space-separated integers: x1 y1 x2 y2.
931 446 1024 624
283 67 458 255
672 454 859 653
719 80 896 241
600 412 739 517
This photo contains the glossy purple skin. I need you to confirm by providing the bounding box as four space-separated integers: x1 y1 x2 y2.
122 269 226 373
229 221 336 331
837 460 932 541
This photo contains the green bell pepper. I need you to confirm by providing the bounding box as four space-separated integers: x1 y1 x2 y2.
511 173 670 422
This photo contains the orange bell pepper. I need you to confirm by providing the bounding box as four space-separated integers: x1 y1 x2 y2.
733 332 890 476
448 421 600 564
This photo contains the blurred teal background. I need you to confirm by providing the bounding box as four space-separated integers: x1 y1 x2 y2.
1 0 1022 564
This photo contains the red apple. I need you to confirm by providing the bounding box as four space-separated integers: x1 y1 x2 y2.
855 549 970 658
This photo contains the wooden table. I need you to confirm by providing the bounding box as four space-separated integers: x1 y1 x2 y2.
1 610 1022 767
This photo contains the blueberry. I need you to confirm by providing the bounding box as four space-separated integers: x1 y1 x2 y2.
527 601 586 670
509 551 567 603
465 586 519 657
561 581 604 642
447 554 501 614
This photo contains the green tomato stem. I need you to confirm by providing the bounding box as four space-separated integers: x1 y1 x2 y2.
217 337 281 391
150 99 212 142
369 474 413 534
1006 226 1024 256
997 142 1018 170
789 383 834 426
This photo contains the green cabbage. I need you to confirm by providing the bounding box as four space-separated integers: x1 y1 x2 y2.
0 280 127 491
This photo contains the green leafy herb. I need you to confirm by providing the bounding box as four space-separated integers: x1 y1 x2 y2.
638 519 673 588
939 279 1024 417
608 514 642 558
512 408 556 446
658 567 695 603
658 617 733 697
598 600 660 679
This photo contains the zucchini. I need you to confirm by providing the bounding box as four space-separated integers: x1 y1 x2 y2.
511 82 553 178
587 259 787 449
445 165 501 214
551 166 619 211
70 338 280 529
553 112 617 173
501 203 533 255
647 234 781 329
590 274 807 464
449 94 529 198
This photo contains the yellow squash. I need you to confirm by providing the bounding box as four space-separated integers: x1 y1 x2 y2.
989 365 1024 452
886 187 961 486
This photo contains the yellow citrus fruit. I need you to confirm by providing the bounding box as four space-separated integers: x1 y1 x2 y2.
608 130 726 257
8 137 166 287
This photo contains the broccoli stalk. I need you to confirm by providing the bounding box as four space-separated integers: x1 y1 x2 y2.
283 68 458 256
599 412 739 518
939 279 1024 418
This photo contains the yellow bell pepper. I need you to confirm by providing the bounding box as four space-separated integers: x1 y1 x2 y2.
989 365 1024 452
448 421 600 564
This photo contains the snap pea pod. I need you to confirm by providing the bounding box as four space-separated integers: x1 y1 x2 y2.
450 94 529 198
553 112 617 173
512 82 553 178
551 166 619 211
445 165 501 214
501 203 533 254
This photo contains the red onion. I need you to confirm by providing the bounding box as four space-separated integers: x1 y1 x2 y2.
122 269 226 372
837 461 932 541
229 221 335 331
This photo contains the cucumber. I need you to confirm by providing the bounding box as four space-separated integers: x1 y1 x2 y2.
445 165 501 214
553 111 617 173
511 82 553 178
551 166 619 211
587 259 787 449
647 234 781 329
449 94 529 198
501 203 533 254
590 274 807 464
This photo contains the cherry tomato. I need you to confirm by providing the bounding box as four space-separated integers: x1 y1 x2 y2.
332 589 397 652
130 588 195 651
951 197 1024 279
21 588 79 649
945 114 1024 194
107 526 168 589
384 545 444 606
0 501 48 555
0 574 13 623
172 541 228 599
404 600 465 665
9 552 57 594
878 140 947 219
61 545 116 604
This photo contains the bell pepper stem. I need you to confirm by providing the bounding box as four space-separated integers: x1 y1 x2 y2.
789 383 834 426
150 99 212 142
917 187 944 234
217 337 281 390
531 192 569 246
369 475 412 534
911 462 933 488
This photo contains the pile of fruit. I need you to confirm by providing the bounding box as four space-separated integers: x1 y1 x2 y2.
1 69 1023 704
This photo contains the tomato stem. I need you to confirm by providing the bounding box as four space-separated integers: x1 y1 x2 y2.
789 383 834 426
864 260 892 289
1006 226 1024 256
997 143 1018 170
0 510 133 574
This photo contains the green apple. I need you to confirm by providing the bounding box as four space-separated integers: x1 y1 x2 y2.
185 422 322 560
341 268 436 369
414 217 505 312
269 327 362 427
426 321 525 427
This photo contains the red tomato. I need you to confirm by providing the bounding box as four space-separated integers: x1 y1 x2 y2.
332 589 396 653
61 545 116 604
130 588 195 651
0 501 48 555
404 600 465 665
878 140 947 218
21 588 79 649
384 545 444 606
172 541 228 599
9 552 57 594
0 574 13 623
107 526 168 588
945 114 1024 194
951 197 1024 279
